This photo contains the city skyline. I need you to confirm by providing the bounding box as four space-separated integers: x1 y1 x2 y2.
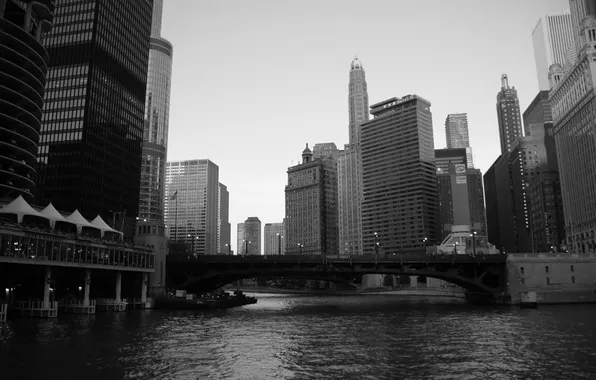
160 0 569 250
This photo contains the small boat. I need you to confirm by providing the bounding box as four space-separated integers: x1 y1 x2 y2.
154 289 257 310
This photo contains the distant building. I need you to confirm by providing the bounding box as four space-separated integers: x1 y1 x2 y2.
164 160 219 255
532 13 574 91
496 74 523 155
445 113 470 149
285 144 339 256
522 91 552 135
236 223 245 255
484 162 501 249
239 217 261 255
0 0 55 202
338 56 369 256
218 183 230 254
35 1 153 238
360 95 439 254
435 149 486 241
264 222 285 255
548 1 596 252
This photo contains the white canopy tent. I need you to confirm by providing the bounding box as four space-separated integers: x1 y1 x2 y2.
90 215 123 239
0 195 46 223
66 210 100 234
40 203 75 229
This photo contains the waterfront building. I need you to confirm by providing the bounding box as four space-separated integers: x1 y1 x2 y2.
338 56 369 256
496 74 524 155
360 95 439 254
238 217 261 255
138 0 173 223
218 183 231 255
547 0 596 253
0 1 55 202
435 149 486 241
164 160 219 256
285 144 339 256
264 222 285 255
532 13 574 91
509 137 535 253
35 0 152 238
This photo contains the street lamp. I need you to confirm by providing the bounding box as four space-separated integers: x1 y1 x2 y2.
471 230 477 256
298 243 303 256
225 243 231 255
374 232 379 265
277 233 283 255
244 240 251 255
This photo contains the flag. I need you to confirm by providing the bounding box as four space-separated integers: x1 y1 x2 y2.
170 190 178 200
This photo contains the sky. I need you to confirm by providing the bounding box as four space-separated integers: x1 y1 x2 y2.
161 0 570 253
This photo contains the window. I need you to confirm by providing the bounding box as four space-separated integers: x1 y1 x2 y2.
546 277 550 285
571 276 575 284
570 265 574 272
520 266 525 274
520 278 525 285
545 266 549 273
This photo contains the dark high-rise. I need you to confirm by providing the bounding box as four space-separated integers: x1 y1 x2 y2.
496 74 523 155
360 95 438 254
0 0 55 202
35 0 152 236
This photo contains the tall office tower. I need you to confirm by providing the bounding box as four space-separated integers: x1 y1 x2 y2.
522 91 552 134
484 155 517 253
532 13 574 91
239 217 261 255
509 137 536 253
0 1 55 202
236 223 245 255
360 95 439 254
164 160 219 255
217 183 231 254
338 56 369 256
483 163 501 250
313 142 341 159
496 74 523 155
138 0 173 222
548 0 596 253
285 144 339 256
444 113 474 168
35 1 152 237
435 149 486 241
264 222 285 255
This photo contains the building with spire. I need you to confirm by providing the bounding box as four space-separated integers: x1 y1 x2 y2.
138 0 173 223
337 56 369 256
496 74 523 155
548 0 596 253
285 144 339 256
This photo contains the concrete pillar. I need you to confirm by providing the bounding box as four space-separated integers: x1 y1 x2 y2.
410 276 418 288
115 272 122 303
43 266 51 309
83 269 91 307
141 273 148 303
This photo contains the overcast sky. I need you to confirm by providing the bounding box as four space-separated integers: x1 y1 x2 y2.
161 0 569 253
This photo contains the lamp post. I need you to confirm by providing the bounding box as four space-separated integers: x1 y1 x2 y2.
471 229 477 256
374 232 379 265
299 243 303 256
277 233 283 255
244 240 250 255
423 237 428 254
225 243 231 255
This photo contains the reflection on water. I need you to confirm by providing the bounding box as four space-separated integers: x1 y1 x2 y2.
1 295 596 380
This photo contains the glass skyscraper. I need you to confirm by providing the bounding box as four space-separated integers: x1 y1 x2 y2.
35 0 152 236
138 0 173 222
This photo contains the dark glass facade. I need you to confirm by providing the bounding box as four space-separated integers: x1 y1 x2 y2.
483 160 500 249
360 95 439 254
0 0 55 202
522 90 552 135
35 0 152 237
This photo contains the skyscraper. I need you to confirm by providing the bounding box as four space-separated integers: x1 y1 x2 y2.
548 0 596 253
445 113 470 149
532 13 574 91
264 222 285 255
338 56 369 256
164 159 219 255
0 1 55 202
240 217 261 255
138 0 173 222
496 74 523 155
35 0 153 237
360 95 439 254
285 144 339 256
217 183 230 254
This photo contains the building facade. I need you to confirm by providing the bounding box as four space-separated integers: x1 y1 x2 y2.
0 0 55 202
509 137 535 253
236 223 245 255
548 0 596 253
445 113 470 149
217 183 231 254
240 217 261 255
138 0 173 222
532 13 574 91
435 149 486 241
496 74 524 155
264 222 285 255
483 161 501 249
522 91 553 134
164 160 219 255
35 0 152 238
338 56 369 256
285 145 339 256
360 95 439 254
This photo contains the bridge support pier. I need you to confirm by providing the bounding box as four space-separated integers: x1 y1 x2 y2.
115 271 122 303
43 266 51 309
141 273 147 304
83 269 91 307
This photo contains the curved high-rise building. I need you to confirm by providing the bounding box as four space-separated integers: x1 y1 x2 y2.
138 0 173 222
0 0 54 202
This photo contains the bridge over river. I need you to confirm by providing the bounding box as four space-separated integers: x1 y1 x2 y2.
167 253 508 299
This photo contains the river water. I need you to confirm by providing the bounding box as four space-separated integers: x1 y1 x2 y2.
1 294 596 380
